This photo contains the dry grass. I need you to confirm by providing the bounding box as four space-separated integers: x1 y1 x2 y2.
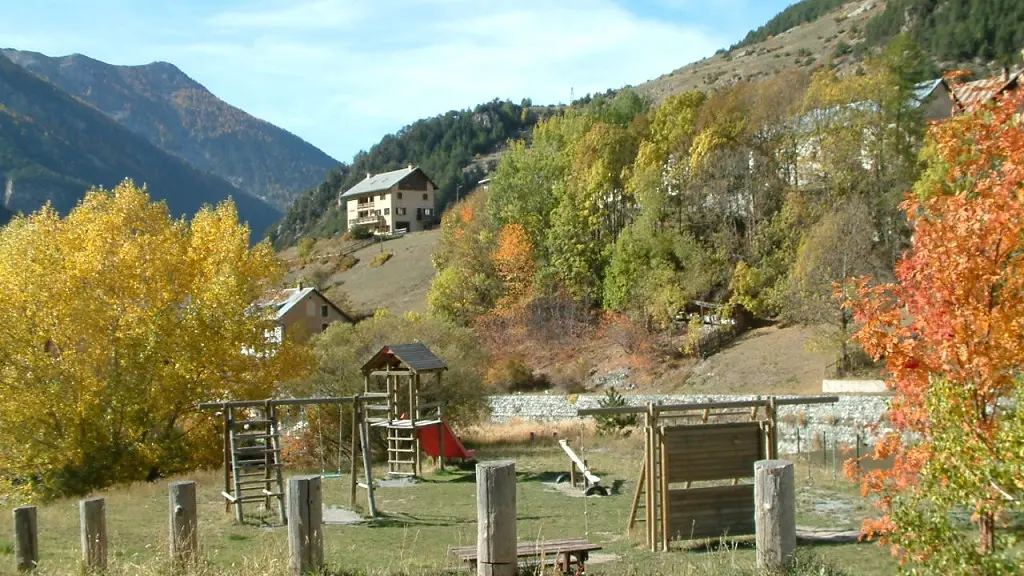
369 251 393 268
1 437 893 576
460 418 598 447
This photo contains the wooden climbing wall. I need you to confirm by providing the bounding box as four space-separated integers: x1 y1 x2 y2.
661 421 765 541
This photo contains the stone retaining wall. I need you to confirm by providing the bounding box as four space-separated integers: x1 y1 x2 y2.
487 393 892 455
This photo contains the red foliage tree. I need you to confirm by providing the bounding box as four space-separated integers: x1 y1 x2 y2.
845 93 1024 571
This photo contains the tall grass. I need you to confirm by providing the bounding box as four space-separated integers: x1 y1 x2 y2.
27 549 847 575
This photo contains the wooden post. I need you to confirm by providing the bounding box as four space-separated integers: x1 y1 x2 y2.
569 440 577 487
754 460 796 572
659 432 669 552
437 372 445 472
168 481 198 564
644 407 654 551
13 506 38 572
413 373 422 478
350 397 359 508
223 407 232 514
359 403 378 517
476 461 516 576
287 475 324 576
767 396 779 459
79 497 107 570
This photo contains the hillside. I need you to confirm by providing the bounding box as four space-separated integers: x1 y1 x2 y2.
640 0 1024 102
0 52 280 236
282 230 441 316
269 100 561 247
3 49 339 210
639 0 886 100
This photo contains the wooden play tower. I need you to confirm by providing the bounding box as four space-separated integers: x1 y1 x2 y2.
361 343 447 477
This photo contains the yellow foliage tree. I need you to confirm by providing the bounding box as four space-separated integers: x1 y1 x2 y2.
0 180 311 500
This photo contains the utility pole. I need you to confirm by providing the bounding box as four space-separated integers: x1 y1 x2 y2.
456 184 461 204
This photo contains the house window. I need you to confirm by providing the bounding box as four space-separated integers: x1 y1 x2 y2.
384 208 390 215
379 194 385 200
416 208 423 221
397 207 406 216
321 305 328 317
422 193 428 200
321 323 329 332
398 192 403 199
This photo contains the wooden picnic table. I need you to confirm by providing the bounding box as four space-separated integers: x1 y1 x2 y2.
448 538 601 574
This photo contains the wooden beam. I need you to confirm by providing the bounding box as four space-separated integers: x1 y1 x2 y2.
626 459 645 536
558 439 600 485
350 397 359 508
198 396 356 410
576 395 839 417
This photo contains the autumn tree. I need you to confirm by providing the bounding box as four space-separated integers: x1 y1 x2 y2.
428 190 499 324
0 181 310 500
790 196 879 373
492 222 536 309
847 94 1024 572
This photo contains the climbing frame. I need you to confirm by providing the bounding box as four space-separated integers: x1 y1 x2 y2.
579 395 837 551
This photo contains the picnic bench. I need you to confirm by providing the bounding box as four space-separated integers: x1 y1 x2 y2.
447 538 601 574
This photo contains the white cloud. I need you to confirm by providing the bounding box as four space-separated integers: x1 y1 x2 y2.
185 0 727 159
206 0 370 31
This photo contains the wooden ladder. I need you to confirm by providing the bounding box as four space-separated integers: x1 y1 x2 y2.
386 426 417 477
226 404 286 524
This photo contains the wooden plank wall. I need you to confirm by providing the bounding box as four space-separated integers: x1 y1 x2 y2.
666 485 756 540
661 421 765 543
663 422 764 484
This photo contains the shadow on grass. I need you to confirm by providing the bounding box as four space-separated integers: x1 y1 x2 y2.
367 512 546 529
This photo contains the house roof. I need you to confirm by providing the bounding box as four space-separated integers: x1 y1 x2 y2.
361 343 448 374
911 78 946 105
953 70 1023 110
339 166 437 199
256 286 353 323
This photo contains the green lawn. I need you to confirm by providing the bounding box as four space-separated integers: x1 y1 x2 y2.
0 432 896 575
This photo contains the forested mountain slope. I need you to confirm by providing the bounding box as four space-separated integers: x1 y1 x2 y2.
270 100 561 247
0 52 280 236
3 49 339 209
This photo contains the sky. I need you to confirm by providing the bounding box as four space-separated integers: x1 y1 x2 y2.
1 0 794 162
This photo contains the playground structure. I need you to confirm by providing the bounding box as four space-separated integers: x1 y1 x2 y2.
198 343 475 524
578 395 837 551
558 439 608 496
360 343 473 477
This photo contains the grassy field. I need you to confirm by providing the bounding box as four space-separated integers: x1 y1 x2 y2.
0 425 896 575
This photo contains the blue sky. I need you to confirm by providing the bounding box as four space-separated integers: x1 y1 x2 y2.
2 0 792 162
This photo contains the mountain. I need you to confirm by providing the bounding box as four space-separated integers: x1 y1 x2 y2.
3 49 339 209
865 0 1024 64
641 0 1023 102
270 99 560 247
0 52 280 236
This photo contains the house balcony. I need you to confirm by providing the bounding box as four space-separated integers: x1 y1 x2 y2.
350 214 384 227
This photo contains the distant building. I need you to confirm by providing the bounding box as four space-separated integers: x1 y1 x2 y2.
911 78 956 121
339 165 438 234
256 285 353 343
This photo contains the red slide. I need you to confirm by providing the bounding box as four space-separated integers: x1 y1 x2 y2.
416 421 476 461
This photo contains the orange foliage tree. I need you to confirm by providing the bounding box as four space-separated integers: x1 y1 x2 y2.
845 94 1024 572
493 222 537 309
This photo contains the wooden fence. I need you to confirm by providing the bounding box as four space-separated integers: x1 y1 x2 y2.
11 477 326 575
